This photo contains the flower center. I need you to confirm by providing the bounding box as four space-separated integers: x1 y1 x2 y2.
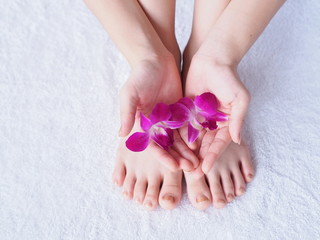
150 124 167 136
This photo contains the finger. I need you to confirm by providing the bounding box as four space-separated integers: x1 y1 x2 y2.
198 130 217 159
168 148 193 172
149 143 179 172
119 84 138 137
185 164 205 179
229 90 250 144
173 131 199 169
202 127 231 174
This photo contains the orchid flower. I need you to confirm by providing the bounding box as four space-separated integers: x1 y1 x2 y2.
125 103 185 152
125 92 228 152
175 92 228 143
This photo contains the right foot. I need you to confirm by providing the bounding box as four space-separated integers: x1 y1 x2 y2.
113 140 183 211
184 141 254 210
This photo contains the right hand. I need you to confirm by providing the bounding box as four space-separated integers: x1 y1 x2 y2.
119 54 199 171
119 54 182 137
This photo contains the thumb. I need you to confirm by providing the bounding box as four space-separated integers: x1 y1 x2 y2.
229 91 250 144
119 85 138 137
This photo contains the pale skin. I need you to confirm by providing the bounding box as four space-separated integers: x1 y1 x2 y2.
84 0 285 210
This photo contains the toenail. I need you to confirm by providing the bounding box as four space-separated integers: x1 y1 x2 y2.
227 193 234 199
196 195 209 203
248 173 254 179
163 194 175 203
144 201 153 208
123 191 129 198
239 187 246 194
135 198 142 204
114 180 119 186
217 199 226 204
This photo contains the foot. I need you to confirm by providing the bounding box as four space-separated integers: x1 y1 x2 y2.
184 141 254 210
113 140 183 210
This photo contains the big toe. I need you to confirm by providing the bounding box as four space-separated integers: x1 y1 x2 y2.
185 173 211 210
159 171 182 210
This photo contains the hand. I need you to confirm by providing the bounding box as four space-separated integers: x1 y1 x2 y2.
184 54 250 174
120 54 199 171
119 55 181 136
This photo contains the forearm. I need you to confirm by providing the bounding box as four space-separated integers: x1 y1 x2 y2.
197 0 286 66
84 0 170 67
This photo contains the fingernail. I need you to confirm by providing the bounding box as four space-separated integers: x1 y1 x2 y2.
163 194 175 203
183 166 193 173
196 195 209 203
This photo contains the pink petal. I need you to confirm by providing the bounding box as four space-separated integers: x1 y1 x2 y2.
125 132 150 152
201 119 218 130
188 122 200 143
165 103 189 129
150 103 171 124
151 128 174 151
213 112 228 122
140 112 152 131
178 97 195 111
194 92 218 115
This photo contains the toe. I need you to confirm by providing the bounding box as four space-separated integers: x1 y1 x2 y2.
231 166 246 196
112 162 126 187
207 172 227 208
122 174 136 200
143 177 161 211
240 156 255 183
185 173 211 210
159 171 183 210
220 170 235 202
133 178 147 204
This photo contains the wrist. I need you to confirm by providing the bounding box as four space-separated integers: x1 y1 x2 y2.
129 50 175 69
192 51 239 71
195 28 244 68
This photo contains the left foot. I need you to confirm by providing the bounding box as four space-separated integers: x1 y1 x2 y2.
184 141 254 210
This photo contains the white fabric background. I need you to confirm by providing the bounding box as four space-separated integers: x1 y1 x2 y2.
1 0 319 239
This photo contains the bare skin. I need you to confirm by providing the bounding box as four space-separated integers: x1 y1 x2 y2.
112 0 254 210
182 0 284 209
181 0 252 210
113 139 183 210
184 131 254 210
112 0 188 210
86 0 285 210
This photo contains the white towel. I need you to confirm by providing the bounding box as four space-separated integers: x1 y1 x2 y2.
0 0 319 239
